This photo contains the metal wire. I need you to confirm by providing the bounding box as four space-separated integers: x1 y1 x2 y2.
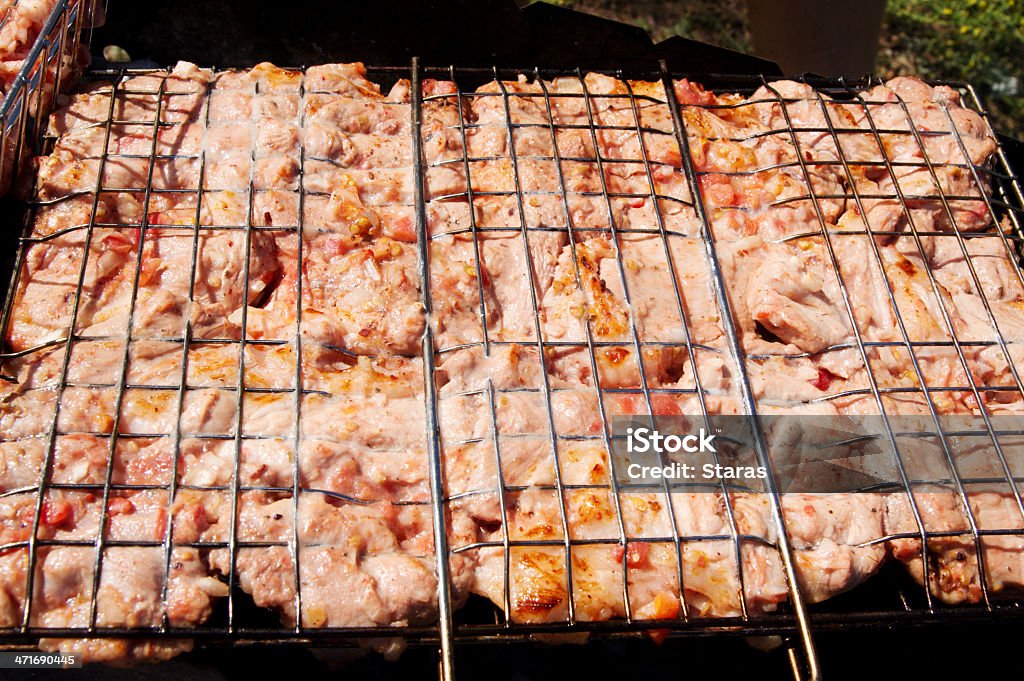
0 0 96 194
157 73 214 631
0 61 1024 681
18 67 120 630
412 56 457 680
662 67 820 681
84 70 169 629
424 67 778 636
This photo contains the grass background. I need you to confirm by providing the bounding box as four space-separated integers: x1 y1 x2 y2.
536 0 1024 137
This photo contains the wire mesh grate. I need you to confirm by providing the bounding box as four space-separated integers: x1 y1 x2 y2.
0 0 99 194
0 59 1022 681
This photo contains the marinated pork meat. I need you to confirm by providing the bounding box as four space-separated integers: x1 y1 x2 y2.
0 1 60 80
0 430 223 662
0 61 453 662
435 75 787 626
3 60 1022 664
0 0 93 193
675 75 1024 605
885 488 1024 604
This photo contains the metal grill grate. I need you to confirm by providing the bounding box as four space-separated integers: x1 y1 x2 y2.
0 59 1022 681
0 0 100 193
415 61 809 655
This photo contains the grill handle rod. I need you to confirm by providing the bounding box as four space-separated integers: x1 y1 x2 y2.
658 59 821 681
411 55 458 681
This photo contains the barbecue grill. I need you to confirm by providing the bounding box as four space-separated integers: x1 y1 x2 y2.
0 0 99 193
3 2 1024 679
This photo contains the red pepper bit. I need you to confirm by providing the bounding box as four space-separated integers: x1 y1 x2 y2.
811 367 835 391
42 499 73 527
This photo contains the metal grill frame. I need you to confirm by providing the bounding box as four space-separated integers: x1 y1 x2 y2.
0 0 100 194
0 58 1021 681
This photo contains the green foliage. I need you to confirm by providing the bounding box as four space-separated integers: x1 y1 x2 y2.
535 0 1023 135
881 0 1024 136
666 5 749 54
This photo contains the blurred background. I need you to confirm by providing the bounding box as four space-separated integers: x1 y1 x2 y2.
530 0 1024 137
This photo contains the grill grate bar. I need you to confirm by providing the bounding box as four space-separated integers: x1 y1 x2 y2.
483 377 517 623
572 66 666 624
411 57 458 680
0 0 94 366
16 1 99 194
222 72 260 635
490 69 579 625
765 73 997 610
446 66 493 356
753 79 939 610
618 75 696 621
830 80 997 605
85 71 171 630
889 92 1024 526
289 66 309 638
661 63 821 679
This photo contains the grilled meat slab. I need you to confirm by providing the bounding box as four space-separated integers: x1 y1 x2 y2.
2 61 1020 663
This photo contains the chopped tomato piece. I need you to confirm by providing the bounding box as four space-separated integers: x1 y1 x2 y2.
648 629 671 645
107 497 135 516
699 173 736 206
42 499 72 527
643 592 681 644
155 507 169 538
612 542 650 568
388 215 416 243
